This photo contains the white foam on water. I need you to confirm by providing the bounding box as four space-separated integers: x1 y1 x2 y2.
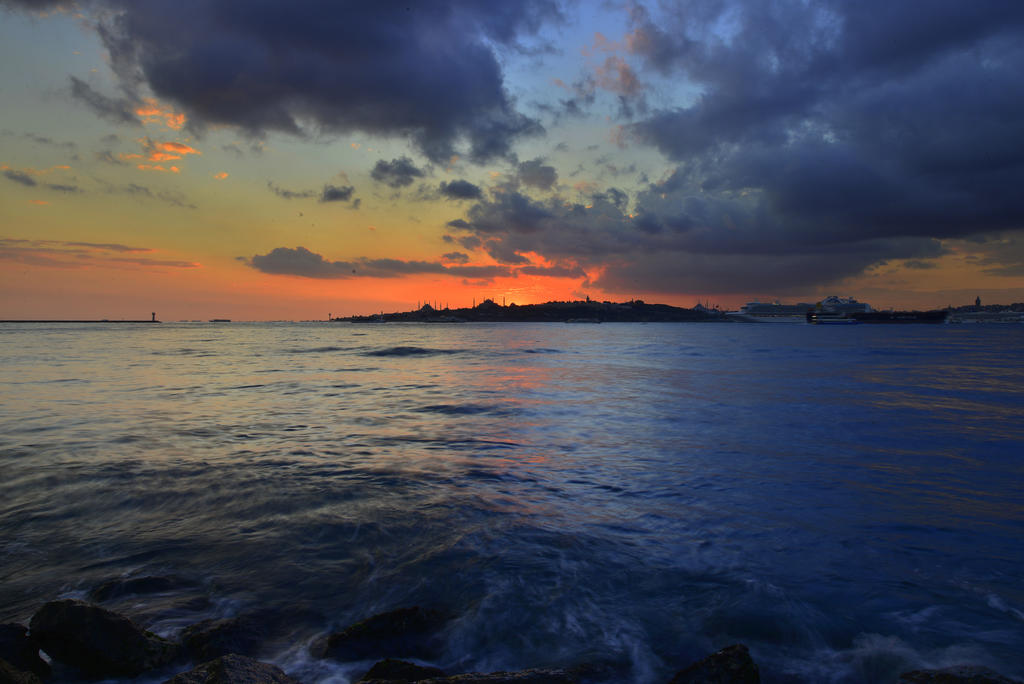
986 593 1024 622
781 633 1013 683
273 640 365 684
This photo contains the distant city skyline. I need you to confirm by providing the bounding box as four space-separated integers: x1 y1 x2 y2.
2 1 1023 319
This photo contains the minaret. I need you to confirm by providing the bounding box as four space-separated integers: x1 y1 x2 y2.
151 312 155 322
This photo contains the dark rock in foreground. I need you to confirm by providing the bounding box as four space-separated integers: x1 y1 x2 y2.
0 624 49 679
0 658 44 684
29 599 178 677
358 657 446 682
183 616 266 662
311 606 448 661
668 644 760 683
899 665 1022 683
182 607 322 663
163 654 299 684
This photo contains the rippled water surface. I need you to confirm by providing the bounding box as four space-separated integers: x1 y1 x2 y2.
2 322 1023 682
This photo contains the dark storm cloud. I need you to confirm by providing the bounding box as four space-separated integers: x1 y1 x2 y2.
370 157 425 189
77 0 554 162
242 246 512 280
623 1 1024 249
464 191 554 234
444 176 947 294
516 158 558 190
439 179 483 200
484 240 531 265
0 0 68 9
519 264 586 278
442 0 1024 294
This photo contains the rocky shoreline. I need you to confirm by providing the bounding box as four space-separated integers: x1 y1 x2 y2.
1 589 1020 684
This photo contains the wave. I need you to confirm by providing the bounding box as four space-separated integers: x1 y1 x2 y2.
284 346 350 354
364 346 465 357
414 404 509 416
151 348 217 357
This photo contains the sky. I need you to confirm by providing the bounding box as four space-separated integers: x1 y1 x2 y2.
2 0 1024 320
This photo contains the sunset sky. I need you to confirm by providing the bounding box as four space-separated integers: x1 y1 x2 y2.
2 0 1024 320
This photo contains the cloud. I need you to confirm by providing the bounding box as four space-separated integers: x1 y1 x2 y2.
439 179 483 200
134 98 186 130
95 181 196 209
442 175 951 294
62 241 151 252
902 259 938 270
3 168 82 194
319 184 355 203
3 169 36 186
153 189 196 209
69 77 140 126
463 190 555 233
222 141 265 158
437 0 1024 293
135 164 180 173
241 245 541 282
22 132 77 152
267 181 357 205
96 150 126 165
0 237 198 269
45 183 81 193
593 55 642 97
371 157 425 189
620 2 1024 253
140 138 200 162
519 263 586 278
73 0 555 162
517 158 558 190
441 251 470 264
0 0 69 9
267 181 315 200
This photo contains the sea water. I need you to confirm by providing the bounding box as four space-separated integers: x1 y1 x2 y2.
1 321 1022 683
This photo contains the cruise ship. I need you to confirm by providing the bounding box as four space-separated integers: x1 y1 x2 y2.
725 300 816 323
726 296 872 323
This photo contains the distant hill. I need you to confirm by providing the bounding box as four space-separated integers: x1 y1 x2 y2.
338 299 727 323
949 302 1024 313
